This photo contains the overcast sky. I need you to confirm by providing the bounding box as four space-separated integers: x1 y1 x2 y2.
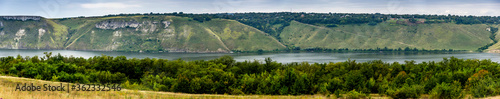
1 0 499 18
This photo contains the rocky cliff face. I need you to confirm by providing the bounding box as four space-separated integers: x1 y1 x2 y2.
95 20 141 29
95 20 172 30
1 16 41 21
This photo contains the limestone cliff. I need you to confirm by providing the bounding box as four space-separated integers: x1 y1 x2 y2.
95 20 141 29
1 16 42 21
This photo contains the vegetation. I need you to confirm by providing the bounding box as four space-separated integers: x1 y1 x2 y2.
100 12 500 40
53 16 285 52
1 12 499 52
1 53 500 98
478 27 499 52
280 21 492 51
0 18 67 49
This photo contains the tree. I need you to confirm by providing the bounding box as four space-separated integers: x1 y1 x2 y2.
430 81 465 99
43 52 52 59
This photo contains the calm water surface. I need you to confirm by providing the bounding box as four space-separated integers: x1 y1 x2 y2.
1 49 500 63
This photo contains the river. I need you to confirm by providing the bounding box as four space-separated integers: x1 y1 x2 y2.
1 49 500 63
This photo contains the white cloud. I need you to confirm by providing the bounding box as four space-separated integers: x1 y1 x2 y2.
81 2 141 9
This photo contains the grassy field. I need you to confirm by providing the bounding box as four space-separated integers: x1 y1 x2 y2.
203 19 286 51
280 21 492 50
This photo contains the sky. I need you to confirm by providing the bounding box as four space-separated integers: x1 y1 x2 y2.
0 0 499 18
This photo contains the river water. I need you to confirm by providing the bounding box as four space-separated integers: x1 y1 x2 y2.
1 49 500 63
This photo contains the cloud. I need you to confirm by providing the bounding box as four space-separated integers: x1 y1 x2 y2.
80 2 141 9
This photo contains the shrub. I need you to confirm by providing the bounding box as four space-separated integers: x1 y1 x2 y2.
429 81 465 99
72 73 90 84
368 21 377 26
8 66 18 75
346 90 368 99
467 70 499 98
386 84 424 99
467 77 498 98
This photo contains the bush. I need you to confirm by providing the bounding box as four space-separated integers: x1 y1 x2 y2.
368 21 377 26
89 71 127 84
467 70 499 98
8 66 18 75
386 84 424 99
468 77 498 98
430 81 464 99
73 73 90 83
325 24 338 27
346 90 368 99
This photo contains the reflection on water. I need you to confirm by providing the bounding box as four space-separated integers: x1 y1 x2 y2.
1 49 500 63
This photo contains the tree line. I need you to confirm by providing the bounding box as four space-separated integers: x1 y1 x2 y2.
1 52 499 98
232 46 464 53
477 27 499 52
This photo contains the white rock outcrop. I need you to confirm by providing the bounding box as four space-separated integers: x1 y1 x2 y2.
14 29 26 41
95 20 141 30
1 16 41 21
113 31 122 37
38 28 46 37
0 21 3 27
162 21 171 28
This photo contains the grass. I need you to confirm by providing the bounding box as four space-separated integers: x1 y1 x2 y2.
203 19 286 51
45 19 68 48
280 21 492 51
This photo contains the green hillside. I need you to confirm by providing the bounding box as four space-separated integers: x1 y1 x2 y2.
0 17 68 49
0 14 498 53
52 15 285 52
202 19 286 52
485 24 500 52
280 21 492 50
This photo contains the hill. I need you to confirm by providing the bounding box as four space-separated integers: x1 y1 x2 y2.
484 24 500 52
1 13 499 52
0 15 285 52
280 21 493 50
0 16 68 49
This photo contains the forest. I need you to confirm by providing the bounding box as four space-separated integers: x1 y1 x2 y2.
1 52 499 98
